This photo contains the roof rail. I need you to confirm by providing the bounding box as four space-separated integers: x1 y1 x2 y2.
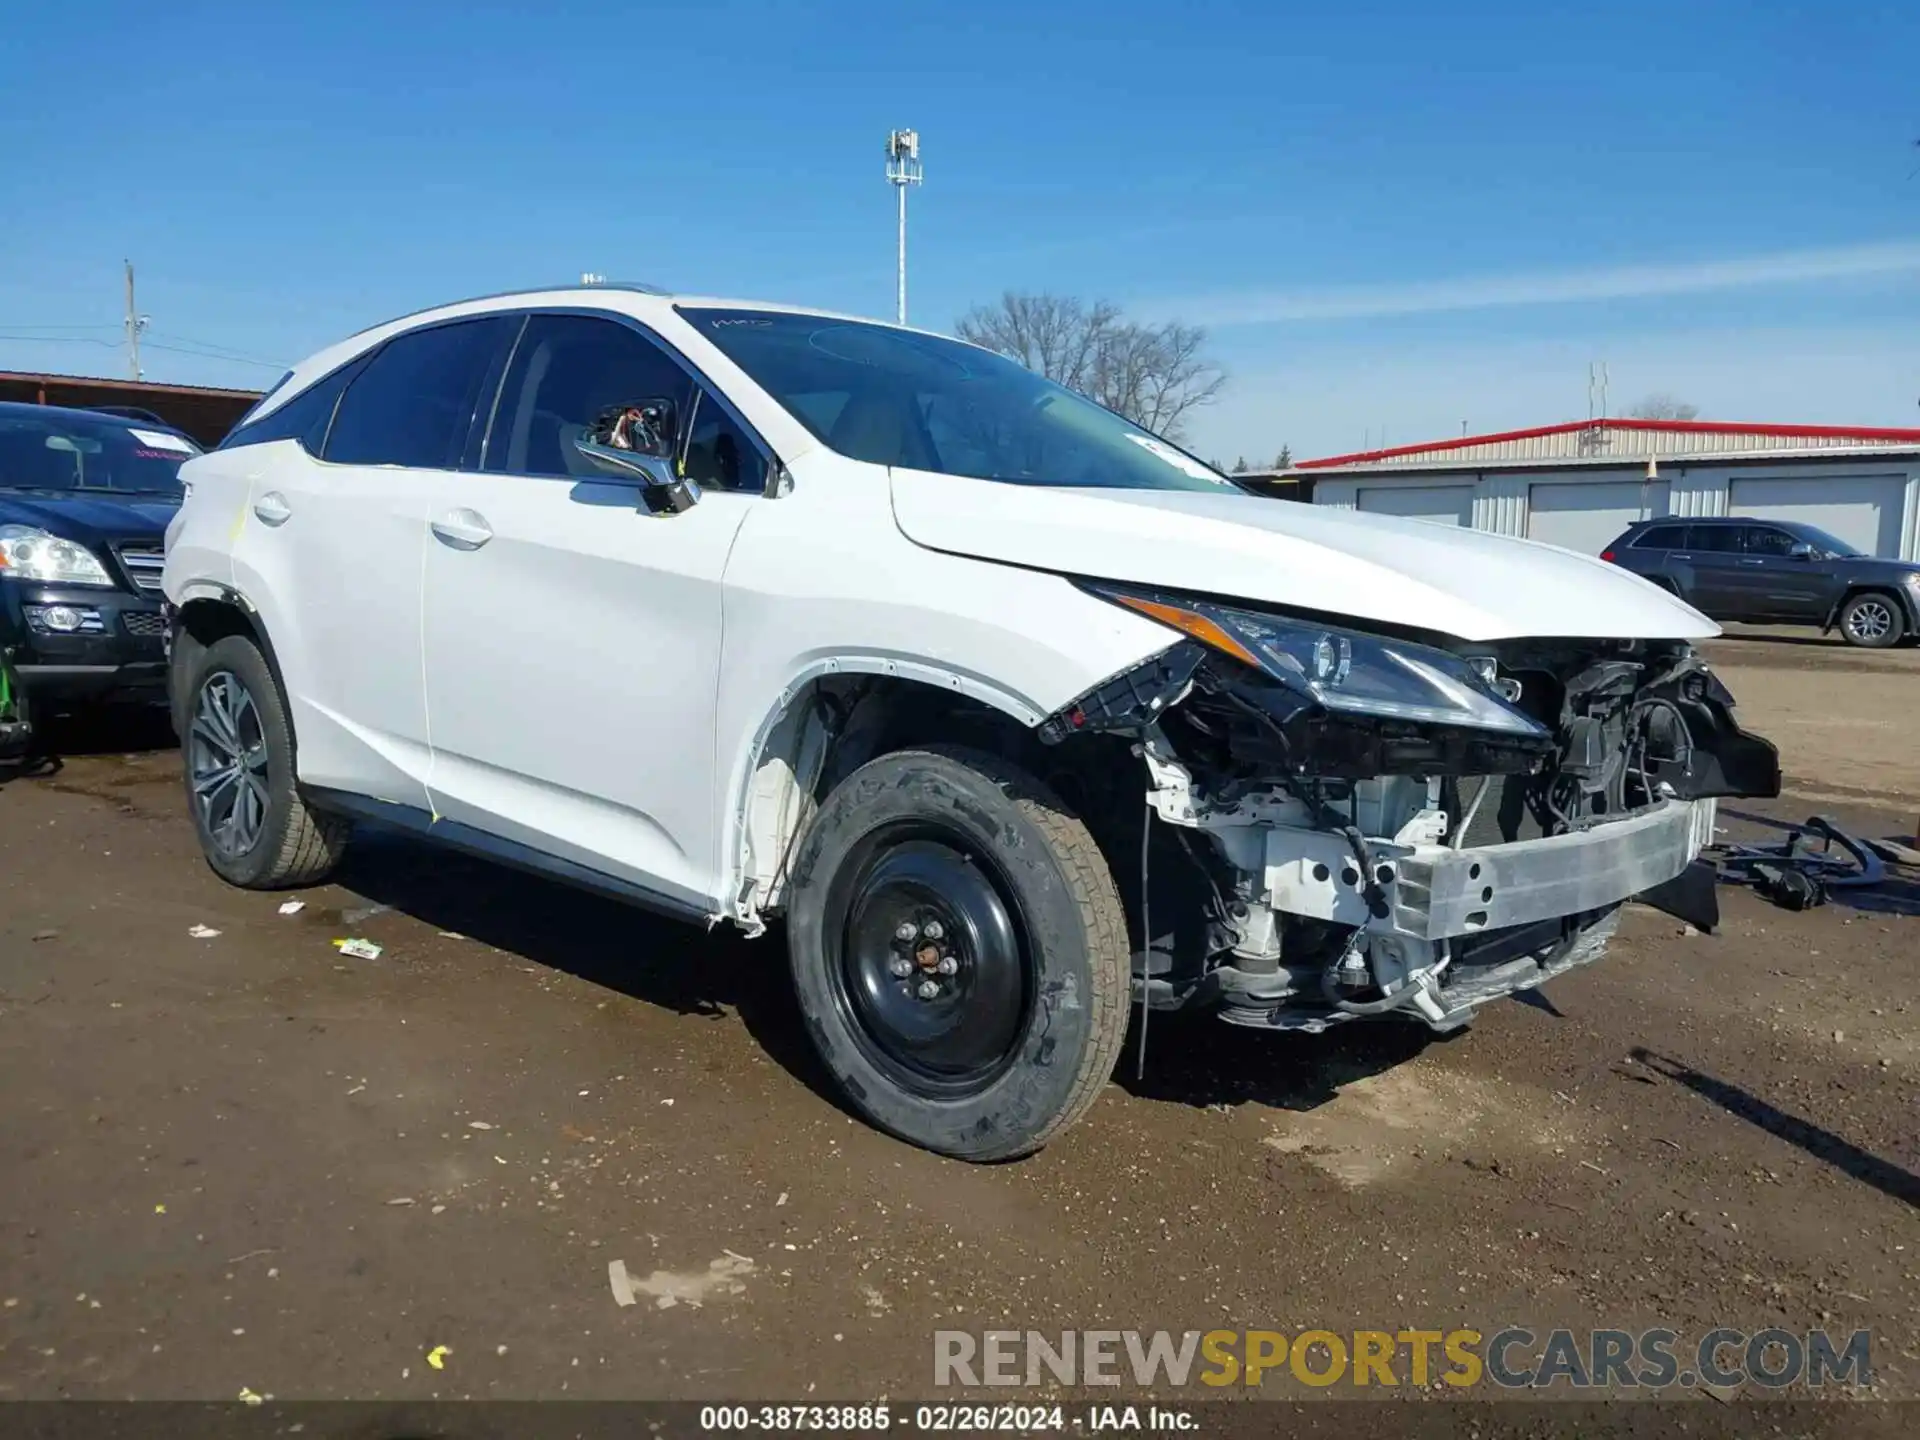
574 278 669 295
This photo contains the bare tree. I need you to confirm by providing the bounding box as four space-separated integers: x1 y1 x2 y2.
1624 393 1700 422
956 293 1227 442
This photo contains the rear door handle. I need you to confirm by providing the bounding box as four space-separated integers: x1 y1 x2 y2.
253 491 292 526
430 509 493 550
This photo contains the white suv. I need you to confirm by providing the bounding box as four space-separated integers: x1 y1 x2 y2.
164 285 1779 1159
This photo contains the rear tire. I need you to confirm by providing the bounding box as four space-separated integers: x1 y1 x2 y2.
180 634 349 888
785 746 1130 1160
1839 591 1904 649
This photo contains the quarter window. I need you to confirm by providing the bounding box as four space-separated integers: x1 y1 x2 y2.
220 356 368 455
483 315 693 479
681 389 767 493
325 317 516 469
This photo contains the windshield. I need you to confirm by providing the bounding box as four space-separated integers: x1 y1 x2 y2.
0 410 197 494
680 308 1233 493
1792 525 1862 558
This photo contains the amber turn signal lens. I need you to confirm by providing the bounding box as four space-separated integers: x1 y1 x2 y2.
1113 595 1262 669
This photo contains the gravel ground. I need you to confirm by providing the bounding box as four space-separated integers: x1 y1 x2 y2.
1 632 1914 1420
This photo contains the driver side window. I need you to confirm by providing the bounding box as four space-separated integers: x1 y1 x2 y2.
1745 527 1797 558
483 315 692 480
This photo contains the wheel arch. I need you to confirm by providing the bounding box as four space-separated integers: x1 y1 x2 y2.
171 586 291 738
1824 583 1907 635
721 660 1059 934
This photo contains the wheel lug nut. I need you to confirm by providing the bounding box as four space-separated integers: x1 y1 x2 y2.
936 956 958 975
894 921 918 942
888 957 913 978
923 920 945 941
916 979 941 1000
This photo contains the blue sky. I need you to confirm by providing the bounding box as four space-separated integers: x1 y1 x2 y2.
2 0 1917 460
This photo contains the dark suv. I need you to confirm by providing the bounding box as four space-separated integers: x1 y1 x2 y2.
0 402 191 723
1603 517 1920 648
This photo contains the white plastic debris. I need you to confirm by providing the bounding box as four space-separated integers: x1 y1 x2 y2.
332 938 382 960
608 1258 636 1307
277 900 306 916
188 924 222 939
467 1121 494 1131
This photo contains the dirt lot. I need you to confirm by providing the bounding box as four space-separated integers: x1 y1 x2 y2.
1 631 1915 1419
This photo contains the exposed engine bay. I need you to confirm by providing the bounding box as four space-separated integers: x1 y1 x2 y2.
1033 588 1782 1033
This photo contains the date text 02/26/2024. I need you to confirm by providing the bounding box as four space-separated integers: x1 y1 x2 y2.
698 1404 1197 1432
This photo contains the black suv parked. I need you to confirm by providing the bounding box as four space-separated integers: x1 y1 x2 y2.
1603 517 1920 648
0 402 191 720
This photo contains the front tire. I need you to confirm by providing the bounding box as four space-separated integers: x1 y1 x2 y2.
181 634 349 888
1839 591 1904 648
785 747 1130 1160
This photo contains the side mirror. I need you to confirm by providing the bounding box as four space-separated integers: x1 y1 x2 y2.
1786 542 1815 561
572 399 701 516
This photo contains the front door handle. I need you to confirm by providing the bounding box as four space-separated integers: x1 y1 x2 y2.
253 491 292 526
430 509 493 550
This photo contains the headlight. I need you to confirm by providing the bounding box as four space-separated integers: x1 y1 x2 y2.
0 525 115 587
1091 586 1548 737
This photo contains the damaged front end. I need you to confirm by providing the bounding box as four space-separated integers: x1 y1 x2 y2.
1039 586 1780 1033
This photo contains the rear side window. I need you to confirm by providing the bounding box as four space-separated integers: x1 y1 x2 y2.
325 317 516 469
1686 524 1743 554
1632 524 1687 550
219 356 368 455
483 315 693 479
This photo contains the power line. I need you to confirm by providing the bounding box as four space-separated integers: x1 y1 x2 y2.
0 333 119 347
0 322 122 332
0 328 289 371
141 340 287 371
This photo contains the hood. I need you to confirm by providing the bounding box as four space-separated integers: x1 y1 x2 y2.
0 491 178 541
889 469 1717 644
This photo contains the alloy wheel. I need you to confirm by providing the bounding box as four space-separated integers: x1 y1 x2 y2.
1846 599 1894 644
189 670 269 857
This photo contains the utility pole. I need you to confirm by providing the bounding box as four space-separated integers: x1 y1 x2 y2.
884 130 922 325
123 260 148 381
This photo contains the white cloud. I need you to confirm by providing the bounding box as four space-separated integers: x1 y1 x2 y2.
1140 240 1920 327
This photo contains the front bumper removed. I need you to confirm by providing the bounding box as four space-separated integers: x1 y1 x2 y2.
1226 798 1714 1033
1261 798 1711 939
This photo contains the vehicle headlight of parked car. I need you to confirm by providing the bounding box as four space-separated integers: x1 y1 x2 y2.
0 525 115 587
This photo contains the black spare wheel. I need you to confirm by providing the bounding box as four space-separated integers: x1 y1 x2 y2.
181 633 350 888
786 746 1130 1160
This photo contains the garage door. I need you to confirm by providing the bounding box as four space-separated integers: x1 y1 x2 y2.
1357 484 1474 526
1526 479 1671 556
1728 475 1907 558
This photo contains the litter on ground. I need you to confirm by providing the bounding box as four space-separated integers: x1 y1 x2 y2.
277 900 305 916
188 925 221 939
332 938 382 960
